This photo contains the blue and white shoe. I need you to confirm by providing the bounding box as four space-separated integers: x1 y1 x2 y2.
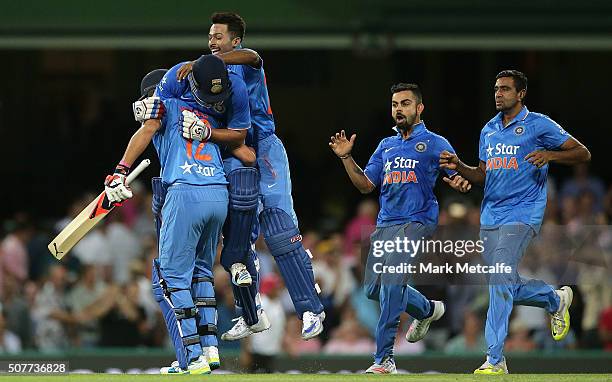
301 311 326 340
230 263 252 286
159 355 211 375
221 309 271 341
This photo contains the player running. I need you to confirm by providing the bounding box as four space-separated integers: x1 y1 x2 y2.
108 55 251 374
176 12 325 341
439 70 591 374
330 83 471 374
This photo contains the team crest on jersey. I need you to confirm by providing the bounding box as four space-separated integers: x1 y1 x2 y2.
415 142 427 153
514 126 525 135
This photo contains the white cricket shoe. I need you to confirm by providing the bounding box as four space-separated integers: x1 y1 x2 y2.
301 311 326 340
221 309 271 341
230 263 252 286
365 356 397 374
551 286 573 341
406 300 445 343
160 355 211 375
203 346 220 370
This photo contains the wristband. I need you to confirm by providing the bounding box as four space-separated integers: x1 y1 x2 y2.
339 154 351 159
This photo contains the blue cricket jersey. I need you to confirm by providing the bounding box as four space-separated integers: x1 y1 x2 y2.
152 97 227 186
479 106 571 230
228 58 275 146
156 62 251 131
364 122 456 227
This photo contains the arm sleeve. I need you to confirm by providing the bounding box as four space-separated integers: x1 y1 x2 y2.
436 136 458 178
363 140 385 188
226 76 251 130
478 129 487 162
538 116 572 150
155 63 189 100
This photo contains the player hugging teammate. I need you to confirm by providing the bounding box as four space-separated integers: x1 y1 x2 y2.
107 12 325 374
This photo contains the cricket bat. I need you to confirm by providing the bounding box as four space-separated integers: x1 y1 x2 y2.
48 159 151 260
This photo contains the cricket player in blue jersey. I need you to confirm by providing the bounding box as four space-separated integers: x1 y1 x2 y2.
440 70 591 374
330 83 472 373
107 55 252 374
176 12 325 341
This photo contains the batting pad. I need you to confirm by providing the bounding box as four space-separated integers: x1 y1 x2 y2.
191 275 218 348
221 167 260 325
152 259 201 369
260 207 324 317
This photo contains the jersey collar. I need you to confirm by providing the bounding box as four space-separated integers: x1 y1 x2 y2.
495 106 530 130
392 121 427 140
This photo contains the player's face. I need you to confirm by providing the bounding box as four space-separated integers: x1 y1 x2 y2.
494 77 524 112
391 90 420 128
208 24 239 55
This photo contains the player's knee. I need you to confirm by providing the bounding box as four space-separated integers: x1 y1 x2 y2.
227 167 260 211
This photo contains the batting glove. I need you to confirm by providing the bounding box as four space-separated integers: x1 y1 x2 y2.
133 96 164 123
104 164 133 204
181 110 212 142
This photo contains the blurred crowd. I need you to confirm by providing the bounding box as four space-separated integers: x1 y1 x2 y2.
0 163 610 372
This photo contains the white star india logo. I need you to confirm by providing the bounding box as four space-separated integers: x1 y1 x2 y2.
486 144 494 157
180 161 197 174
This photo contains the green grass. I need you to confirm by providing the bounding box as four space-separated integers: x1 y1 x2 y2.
0 375 609 382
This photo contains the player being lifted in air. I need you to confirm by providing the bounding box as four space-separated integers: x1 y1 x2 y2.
176 12 326 341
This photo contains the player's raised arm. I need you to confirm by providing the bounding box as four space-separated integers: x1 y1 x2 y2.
176 50 262 81
105 119 162 204
329 130 375 194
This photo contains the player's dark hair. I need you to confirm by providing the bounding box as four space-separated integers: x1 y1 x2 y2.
496 70 528 93
211 12 246 41
390 83 422 104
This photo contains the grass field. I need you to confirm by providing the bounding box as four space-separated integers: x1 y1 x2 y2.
0 375 609 382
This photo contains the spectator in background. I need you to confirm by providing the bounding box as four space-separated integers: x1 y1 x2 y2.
66 265 106 347
0 307 21 354
560 163 605 214
0 214 32 298
247 274 286 373
2 274 33 349
444 310 486 354
32 265 74 351
343 199 378 264
323 307 374 355
504 319 536 353
599 306 612 351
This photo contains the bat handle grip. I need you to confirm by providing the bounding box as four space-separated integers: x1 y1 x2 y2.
126 159 151 185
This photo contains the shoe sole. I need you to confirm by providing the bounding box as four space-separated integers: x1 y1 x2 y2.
406 301 445 343
221 329 253 341
473 369 506 375
553 286 573 341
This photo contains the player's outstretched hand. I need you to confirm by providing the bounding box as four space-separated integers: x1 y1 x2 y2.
443 174 472 193
177 61 195 81
525 150 553 168
439 150 460 170
133 97 164 123
104 165 133 204
181 110 212 142
329 130 356 159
